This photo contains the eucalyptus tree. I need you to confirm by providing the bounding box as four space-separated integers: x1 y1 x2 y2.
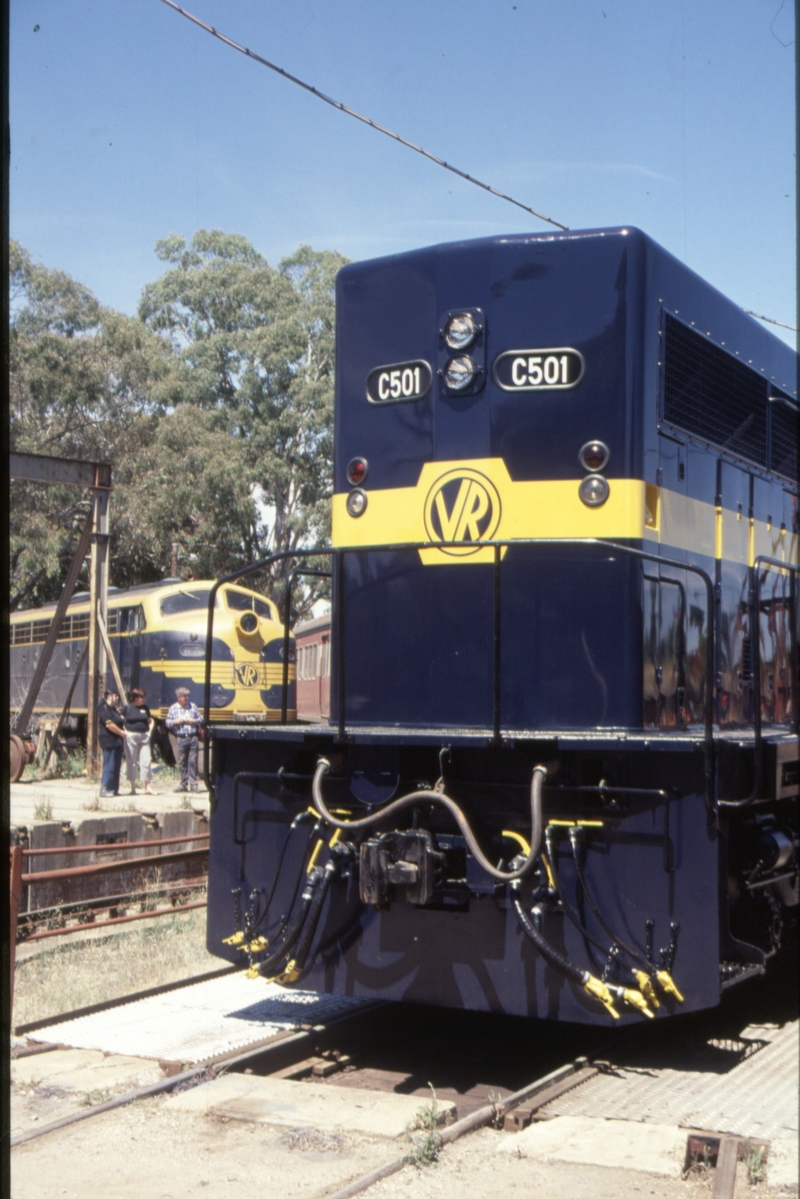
139 230 347 612
9 241 181 608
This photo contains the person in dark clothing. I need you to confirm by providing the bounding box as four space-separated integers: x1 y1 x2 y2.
122 688 155 796
98 690 126 797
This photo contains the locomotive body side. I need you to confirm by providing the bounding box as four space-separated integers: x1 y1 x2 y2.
205 228 797 1025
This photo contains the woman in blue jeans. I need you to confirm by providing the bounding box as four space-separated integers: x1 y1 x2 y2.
97 690 126 797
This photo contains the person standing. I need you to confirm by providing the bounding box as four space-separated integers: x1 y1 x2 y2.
165 687 204 793
98 690 126 798
123 688 155 796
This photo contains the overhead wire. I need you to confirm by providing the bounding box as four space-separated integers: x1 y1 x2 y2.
742 310 798 333
157 0 568 232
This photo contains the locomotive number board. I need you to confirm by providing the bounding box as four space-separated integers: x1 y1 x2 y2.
366 360 433 404
493 347 585 392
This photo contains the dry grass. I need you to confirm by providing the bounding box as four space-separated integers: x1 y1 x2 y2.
13 905 221 1029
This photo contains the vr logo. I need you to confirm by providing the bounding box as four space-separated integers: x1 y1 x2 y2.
424 469 501 556
235 663 260 688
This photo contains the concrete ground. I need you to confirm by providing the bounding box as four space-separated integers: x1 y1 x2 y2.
7 1084 778 1199
10 773 210 828
10 1049 796 1198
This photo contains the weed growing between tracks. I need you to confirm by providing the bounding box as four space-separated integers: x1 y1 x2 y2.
403 1085 452 1167
13 904 217 1027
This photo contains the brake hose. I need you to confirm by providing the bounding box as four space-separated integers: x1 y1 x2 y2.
257 869 321 979
312 758 547 882
509 883 619 1018
542 832 654 1017
248 811 317 940
568 826 683 1003
270 858 341 983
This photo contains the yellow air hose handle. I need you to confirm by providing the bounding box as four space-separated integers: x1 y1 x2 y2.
620 988 655 1018
656 970 684 1002
222 931 245 945
635 970 660 1009
583 976 620 1019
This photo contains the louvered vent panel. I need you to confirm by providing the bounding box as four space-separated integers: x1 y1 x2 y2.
663 314 768 467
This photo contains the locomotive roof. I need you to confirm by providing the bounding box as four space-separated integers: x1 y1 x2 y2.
11 577 263 618
337 225 797 398
294 613 332 636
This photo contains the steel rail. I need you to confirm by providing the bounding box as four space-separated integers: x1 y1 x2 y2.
22 832 209 856
20 879 207 923
19 899 207 942
21 846 208 885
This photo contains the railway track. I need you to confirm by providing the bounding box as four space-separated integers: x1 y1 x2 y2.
11 951 798 1198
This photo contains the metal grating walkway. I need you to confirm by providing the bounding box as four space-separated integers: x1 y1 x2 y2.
34 975 367 1064
544 1020 798 1144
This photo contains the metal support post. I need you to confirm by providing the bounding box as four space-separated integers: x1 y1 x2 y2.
9 845 24 1020
86 478 110 779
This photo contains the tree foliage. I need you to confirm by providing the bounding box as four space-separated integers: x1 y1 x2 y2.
9 232 346 618
9 241 182 608
139 231 345 605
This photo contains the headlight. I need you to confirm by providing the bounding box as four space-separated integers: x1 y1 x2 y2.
444 312 479 350
443 355 478 392
238 612 258 634
578 475 610 507
346 489 368 517
578 441 610 472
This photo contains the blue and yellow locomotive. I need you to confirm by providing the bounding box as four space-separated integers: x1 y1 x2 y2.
10 578 296 756
206 227 797 1024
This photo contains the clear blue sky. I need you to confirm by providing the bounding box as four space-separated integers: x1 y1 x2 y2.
10 0 796 348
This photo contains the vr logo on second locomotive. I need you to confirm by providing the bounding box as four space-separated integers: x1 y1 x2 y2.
423 469 501 556
493 347 584 392
235 663 260 688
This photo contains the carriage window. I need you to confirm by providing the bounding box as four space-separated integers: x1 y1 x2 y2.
254 598 274 620
115 606 145 633
71 613 90 639
160 589 214 616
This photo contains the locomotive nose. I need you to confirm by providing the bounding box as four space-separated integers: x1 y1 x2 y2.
235 611 268 645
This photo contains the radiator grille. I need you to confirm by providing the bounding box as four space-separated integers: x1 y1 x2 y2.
663 315 768 467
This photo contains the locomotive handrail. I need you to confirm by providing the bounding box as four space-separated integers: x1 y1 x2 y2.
718 554 799 810
281 567 332 724
752 556 799 740
202 538 716 810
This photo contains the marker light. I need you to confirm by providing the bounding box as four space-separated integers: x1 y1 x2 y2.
346 457 368 486
444 312 479 351
346 489 368 517
579 475 610 507
579 441 610 472
443 355 478 391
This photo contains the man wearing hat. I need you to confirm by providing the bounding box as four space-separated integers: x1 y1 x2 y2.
165 687 204 792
